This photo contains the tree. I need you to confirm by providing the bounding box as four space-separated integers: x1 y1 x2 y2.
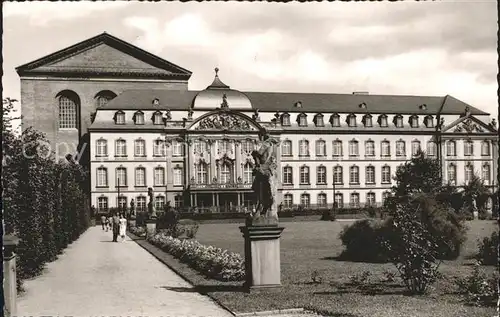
392 150 442 197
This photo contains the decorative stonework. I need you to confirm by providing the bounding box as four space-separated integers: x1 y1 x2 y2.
195 113 254 131
454 119 483 133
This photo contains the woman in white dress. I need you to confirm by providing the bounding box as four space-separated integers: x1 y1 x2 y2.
119 214 127 242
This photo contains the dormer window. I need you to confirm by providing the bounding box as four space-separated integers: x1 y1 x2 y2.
281 113 291 126
330 113 340 127
152 98 160 106
409 115 419 128
419 104 427 110
362 114 372 127
152 111 163 125
347 114 357 127
314 114 324 127
133 111 144 125
424 115 434 128
394 114 403 128
297 113 308 127
294 101 302 108
114 110 125 125
378 114 388 127
358 102 367 109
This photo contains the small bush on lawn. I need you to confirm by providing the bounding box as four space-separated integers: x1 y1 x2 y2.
148 232 245 281
382 195 443 294
338 219 391 263
320 209 336 221
476 231 498 265
454 261 498 307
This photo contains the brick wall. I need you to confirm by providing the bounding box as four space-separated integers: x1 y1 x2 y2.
20 78 188 160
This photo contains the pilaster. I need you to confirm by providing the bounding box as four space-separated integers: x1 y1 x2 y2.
235 141 242 180
210 140 217 182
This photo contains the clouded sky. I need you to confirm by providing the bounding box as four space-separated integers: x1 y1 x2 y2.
3 1 498 120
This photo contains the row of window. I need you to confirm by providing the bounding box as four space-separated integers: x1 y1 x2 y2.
282 192 391 208
282 139 491 157
96 138 492 158
96 166 183 187
95 139 257 157
447 163 491 185
96 194 183 211
282 165 393 185
282 112 433 128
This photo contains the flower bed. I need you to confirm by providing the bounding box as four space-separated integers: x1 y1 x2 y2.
129 226 146 237
148 231 245 281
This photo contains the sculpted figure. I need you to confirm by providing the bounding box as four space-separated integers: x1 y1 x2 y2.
250 131 279 223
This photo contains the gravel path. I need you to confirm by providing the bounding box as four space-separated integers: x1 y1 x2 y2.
16 226 233 317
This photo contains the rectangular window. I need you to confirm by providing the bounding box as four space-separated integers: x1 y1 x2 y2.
97 197 108 211
464 141 474 156
300 167 309 184
317 194 327 207
366 167 375 184
333 141 342 157
317 167 326 184
96 168 108 187
350 193 360 208
281 141 292 156
135 140 146 157
334 193 343 208
381 166 391 184
154 140 165 156
96 140 107 156
155 196 166 211
283 167 293 185
136 196 146 212
333 167 343 184
135 168 146 187
173 168 183 186
118 196 128 210
115 140 127 157
316 141 326 157
366 192 376 207
154 168 165 186
116 168 127 186
381 141 390 157
396 141 406 156
172 141 183 156
349 141 359 156
411 141 421 156
300 194 310 207
350 167 359 184
284 194 293 207
365 142 375 156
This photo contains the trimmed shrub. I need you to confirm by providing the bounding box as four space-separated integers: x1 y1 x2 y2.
338 219 391 263
320 209 336 221
477 231 498 265
148 232 245 281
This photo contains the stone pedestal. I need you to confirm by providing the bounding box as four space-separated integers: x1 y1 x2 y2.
146 220 157 239
239 222 285 290
3 235 19 317
128 219 136 228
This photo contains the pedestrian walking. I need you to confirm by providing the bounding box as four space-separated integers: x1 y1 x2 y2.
119 213 127 242
112 212 120 242
107 215 113 231
101 215 106 230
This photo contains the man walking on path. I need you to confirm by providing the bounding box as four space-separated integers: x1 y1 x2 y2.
112 212 120 242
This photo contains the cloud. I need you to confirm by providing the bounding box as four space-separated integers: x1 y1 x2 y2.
3 2 131 26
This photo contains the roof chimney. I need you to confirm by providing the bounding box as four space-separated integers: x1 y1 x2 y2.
352 91 369 95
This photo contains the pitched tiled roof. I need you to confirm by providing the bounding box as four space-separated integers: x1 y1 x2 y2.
103 89 489 116
16 32 192 78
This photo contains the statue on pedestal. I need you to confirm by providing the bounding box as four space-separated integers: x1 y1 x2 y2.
148 187 156 219
250 131 279 225
130 199 135 217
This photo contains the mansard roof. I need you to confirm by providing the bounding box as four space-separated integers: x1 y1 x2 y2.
102 89 488 116
16 32 192 79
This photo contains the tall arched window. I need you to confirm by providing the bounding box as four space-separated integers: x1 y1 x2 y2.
58 91 80 129
220 163 232 184
196 163 208 184
281 140 292 156
300 166 310 184
299 140 309 156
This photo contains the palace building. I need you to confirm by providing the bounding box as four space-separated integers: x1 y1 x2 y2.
16 33 498 213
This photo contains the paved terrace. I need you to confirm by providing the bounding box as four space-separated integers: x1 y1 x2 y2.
16 226 234 317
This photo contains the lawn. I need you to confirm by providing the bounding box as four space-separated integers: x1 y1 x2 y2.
191 219 497 317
